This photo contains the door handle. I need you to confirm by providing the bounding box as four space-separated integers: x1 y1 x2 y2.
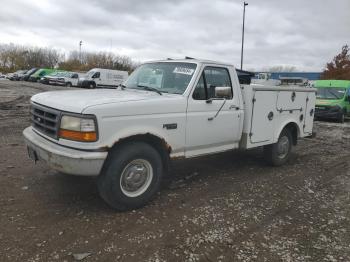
229 105 240 110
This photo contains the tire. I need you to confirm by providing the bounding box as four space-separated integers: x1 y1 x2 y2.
66 82 72 87
89 82 96 89
97 142 164 211
264 129 293 166
338 112 345 123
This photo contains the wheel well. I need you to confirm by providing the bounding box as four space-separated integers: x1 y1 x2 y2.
284 122 299 145
111 134 171 173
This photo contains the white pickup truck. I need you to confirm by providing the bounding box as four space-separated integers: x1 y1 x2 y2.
23 59 316 210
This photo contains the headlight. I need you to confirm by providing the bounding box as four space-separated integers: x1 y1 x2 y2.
59 115 97 142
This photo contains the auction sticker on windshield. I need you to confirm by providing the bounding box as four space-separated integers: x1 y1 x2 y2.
173 67 195 75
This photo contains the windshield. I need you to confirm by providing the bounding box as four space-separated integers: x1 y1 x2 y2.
26 68 36 75
65 72 74 77
124 62 197 95
86 70 96 78
316 88 346 100
57 72 68 77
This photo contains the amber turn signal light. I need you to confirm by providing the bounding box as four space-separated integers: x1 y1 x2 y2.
59 129 97 142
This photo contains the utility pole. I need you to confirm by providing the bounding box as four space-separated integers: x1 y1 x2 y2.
79 40 83 63
240 2 248 70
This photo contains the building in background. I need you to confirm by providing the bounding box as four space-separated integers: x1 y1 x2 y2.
252 72 322 86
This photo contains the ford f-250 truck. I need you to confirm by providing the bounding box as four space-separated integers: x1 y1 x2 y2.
23 59 316 210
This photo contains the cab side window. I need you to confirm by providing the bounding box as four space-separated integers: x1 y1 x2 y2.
192 67 233 100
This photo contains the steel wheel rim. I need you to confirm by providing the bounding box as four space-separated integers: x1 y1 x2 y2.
120 159 153 197
277 136 290 159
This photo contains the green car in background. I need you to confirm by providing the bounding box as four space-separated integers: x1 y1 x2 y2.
29 68 56 82
315 80 350 123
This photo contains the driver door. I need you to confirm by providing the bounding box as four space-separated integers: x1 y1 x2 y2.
185 66 242 157
92 71 101 87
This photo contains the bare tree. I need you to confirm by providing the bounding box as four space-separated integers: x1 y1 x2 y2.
261 65 297 72
0 43 136 73
0 44 63 73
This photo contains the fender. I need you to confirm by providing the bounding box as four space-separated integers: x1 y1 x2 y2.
274 120 301 143
103 125 185 158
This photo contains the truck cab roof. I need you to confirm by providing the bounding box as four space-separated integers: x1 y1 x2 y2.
147 58 235 68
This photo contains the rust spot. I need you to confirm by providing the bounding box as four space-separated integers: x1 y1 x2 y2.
161 138 172 154
170 155 185 160
98 145 110 151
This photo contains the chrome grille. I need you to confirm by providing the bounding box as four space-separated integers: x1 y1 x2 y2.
30 103 61 139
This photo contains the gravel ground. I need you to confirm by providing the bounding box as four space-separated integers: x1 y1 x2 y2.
0 79 349 262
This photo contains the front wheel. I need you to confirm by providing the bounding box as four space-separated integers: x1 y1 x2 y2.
338 112 345 123
264 129 293 166
97 142 163 211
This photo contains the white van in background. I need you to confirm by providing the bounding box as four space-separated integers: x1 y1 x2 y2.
78 68 129 88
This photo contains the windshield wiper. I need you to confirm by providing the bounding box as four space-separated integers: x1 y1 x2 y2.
137 85 162 95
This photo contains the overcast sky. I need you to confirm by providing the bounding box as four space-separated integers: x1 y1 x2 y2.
0 0 349 71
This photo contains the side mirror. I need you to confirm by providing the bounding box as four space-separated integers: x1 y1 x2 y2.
215 86 232 98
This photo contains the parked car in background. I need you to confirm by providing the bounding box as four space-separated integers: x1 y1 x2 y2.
29 69 56 82
8 70 28 81
21 68 39 81
78 68 128 88
40 71 66 85
315 80 350 123
54 72 83 87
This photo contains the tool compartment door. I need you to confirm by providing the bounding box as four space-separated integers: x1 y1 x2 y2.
276 91 305 112
250 91 276 143
304 92 316 134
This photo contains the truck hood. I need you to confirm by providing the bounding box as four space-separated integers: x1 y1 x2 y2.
31 89 172 113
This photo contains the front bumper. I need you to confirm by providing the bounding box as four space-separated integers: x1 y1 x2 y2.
315 106 342 119
54 81 65 86
23 127 107 176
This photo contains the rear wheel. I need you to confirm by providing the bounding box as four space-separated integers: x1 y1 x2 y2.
97 142 163 211
264 129 293 166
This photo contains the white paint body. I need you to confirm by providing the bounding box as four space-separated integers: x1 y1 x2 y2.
80 68 129 88
23 59 316 176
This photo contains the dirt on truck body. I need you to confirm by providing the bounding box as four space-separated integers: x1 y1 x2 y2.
0 80 350 261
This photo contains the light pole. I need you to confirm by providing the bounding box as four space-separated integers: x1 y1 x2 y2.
79 40 83 63
240 2 248 70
